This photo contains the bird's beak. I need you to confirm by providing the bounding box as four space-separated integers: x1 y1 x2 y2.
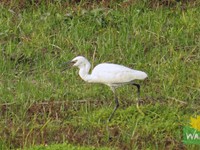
61 60 75 72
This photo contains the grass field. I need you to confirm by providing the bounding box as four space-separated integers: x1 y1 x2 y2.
0 0 200 149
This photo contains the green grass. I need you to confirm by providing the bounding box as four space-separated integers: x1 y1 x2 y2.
20 142 112 150
0 1 200 149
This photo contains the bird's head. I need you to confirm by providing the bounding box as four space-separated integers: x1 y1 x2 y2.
61 56 89 71
71 56 88 67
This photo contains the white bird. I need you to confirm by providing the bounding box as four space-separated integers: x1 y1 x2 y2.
64 56 148 121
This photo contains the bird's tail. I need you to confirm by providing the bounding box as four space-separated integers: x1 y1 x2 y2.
134 71 148 80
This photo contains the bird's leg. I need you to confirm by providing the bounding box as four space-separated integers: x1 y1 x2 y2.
132 83 144 116
106 88 119 141
108 88 119 122
132 83 140 98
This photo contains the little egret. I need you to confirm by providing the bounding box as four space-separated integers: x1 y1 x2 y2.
64 56 147 121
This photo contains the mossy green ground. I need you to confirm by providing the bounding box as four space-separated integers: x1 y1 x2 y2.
0 1 200 149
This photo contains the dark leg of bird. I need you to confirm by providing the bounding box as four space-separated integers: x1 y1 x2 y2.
108 91 119 122
106 88 119 141
132 83 144 115
132 83 140 98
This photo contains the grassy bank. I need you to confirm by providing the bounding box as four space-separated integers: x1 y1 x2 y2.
0 1 200 149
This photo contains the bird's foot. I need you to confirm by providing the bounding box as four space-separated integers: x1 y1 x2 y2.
108 135 113 141
138 99 144 105
136 102 145 116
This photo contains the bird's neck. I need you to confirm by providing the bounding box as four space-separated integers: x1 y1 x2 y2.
78 62 92 82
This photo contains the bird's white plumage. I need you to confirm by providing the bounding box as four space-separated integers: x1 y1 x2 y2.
91 63 147 86
71 56 147 88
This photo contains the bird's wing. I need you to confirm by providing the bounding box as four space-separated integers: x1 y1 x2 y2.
90 63 146 84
